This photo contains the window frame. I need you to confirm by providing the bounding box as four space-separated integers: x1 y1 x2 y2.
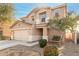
39 11 47 22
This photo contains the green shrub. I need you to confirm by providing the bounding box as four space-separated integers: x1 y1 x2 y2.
44 46 59 56
39 39 47 48
0 34 7 40
52 35 61 41
0 36 6 40
0 34 4 40
2 36 6 40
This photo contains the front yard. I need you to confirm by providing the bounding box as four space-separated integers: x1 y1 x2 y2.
0 40 79 56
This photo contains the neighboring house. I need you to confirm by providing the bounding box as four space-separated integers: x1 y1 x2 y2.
0 21 14 40
11 4 68 44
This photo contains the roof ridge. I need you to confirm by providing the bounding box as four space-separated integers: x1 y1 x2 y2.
21 4 66 19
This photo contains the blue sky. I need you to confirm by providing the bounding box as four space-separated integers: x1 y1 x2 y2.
14 3 79 19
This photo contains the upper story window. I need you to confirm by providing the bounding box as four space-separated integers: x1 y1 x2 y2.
53 9 63 18
41 18 45 22
55 12 59 17
31 16 34 21
32 18 34 21
39 12 47 22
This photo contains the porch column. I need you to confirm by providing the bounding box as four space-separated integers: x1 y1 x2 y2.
43 27 48 41
74 31 77 44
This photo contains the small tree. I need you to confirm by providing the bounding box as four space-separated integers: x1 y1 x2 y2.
48 12 79 41
0 3 14 22
0 4 15 40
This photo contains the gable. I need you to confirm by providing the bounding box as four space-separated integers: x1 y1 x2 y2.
11 21 32 30
21 4 67 23
26 4 66 18
26 8 39 18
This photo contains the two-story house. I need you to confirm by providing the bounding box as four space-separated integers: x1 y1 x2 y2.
11 4 68 45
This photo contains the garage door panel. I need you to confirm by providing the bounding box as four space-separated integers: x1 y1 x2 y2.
13 30 32 41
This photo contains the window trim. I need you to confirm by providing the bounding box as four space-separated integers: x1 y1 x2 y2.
39 11 47 23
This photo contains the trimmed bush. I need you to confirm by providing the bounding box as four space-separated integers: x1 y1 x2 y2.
0 34 8 40
39 39 47 48
0 34 5 40
0 36 6 40
44 46 59 56
52 35 61 41
2 36 9 40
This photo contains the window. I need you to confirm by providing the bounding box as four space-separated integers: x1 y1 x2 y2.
32 18 34 21
32 16 34 21
53 9 63 17
39 12 47 22
55 12 59 17
41 18 45 22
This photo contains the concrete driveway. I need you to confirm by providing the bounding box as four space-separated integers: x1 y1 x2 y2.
0 45 42 56
0 40 38 50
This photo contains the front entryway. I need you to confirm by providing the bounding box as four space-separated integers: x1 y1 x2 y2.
35 27 48 41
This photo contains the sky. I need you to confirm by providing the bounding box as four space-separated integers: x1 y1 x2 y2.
14 3 79 19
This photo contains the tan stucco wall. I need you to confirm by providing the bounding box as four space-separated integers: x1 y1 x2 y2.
11 21 32 30
48 28 74 41
22 4 67 25
48 28 64 40
65 31 75 41
65 31 72 40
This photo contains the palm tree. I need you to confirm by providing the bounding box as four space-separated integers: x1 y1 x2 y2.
48 12 79 41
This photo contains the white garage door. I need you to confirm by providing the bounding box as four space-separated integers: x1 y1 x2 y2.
13 30 32 42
